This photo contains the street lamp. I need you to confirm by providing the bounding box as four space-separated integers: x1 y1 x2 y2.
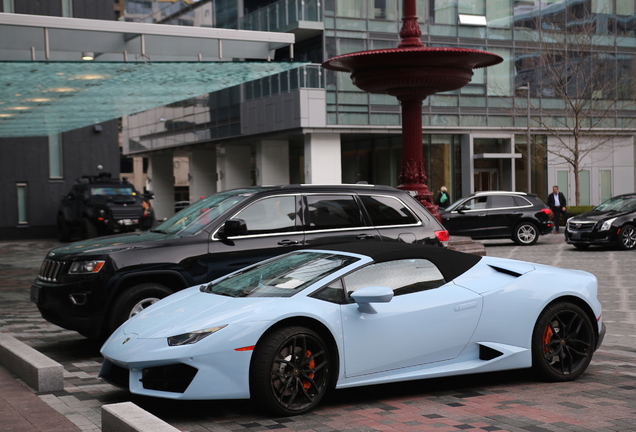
518 83 531 193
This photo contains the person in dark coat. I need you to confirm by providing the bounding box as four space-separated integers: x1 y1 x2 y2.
139 198 156 231
436 186 450 209
547 185 567 234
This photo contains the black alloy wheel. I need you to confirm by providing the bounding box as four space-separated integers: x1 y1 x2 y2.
531 302 595 381
618 224 636 250
251 326 332 416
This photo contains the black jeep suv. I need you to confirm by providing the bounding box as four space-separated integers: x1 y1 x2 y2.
57 173 145 241
32 184 449 339
439 191 553 245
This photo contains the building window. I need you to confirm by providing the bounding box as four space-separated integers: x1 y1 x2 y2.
49 133 63 179
600 170 612 203
17 183 27 224
62 0 72 17
580 170 590 205
2 0 13 13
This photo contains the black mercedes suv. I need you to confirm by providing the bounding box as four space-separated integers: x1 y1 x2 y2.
32 184 449 339
439 191 553 245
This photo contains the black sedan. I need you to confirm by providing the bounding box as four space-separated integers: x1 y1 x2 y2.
565 193 636 250
440 191 553 245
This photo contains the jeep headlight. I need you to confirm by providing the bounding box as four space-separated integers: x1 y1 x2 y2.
167 325 227 346
599 217 617 232
69 260 105 274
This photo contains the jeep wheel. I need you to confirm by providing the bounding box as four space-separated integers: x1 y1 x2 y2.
58 214 72 242
106 283 172 336
81 217 98 239
512 222 539 245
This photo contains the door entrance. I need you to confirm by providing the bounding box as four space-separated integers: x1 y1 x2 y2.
474 169 499 191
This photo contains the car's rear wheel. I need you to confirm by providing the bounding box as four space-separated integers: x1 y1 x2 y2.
251 326 332 416
106 283 172 336
513 222 539 245
58 214 72 242
618 224 636 250
532 302 594 382
81 217 98 239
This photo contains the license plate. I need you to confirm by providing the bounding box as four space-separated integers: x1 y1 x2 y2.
572 232 581 240
30 285 41 304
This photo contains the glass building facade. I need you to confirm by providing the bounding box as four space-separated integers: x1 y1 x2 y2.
122 0 636 206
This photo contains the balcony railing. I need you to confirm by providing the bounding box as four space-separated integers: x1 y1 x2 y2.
240 0 322 32
244 64 323 100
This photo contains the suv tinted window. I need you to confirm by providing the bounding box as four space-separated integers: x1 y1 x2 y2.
360 195 418 226
463 196 488 210
306 195 364 230
234 195 298 235
490 195 517 209
513 196 532 207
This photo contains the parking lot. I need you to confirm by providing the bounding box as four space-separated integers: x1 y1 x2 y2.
1 235 636 432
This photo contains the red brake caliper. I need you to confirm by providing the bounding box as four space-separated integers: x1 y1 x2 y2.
543 325 553 353
303 350 315 390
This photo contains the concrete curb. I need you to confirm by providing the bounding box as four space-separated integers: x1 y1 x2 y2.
102 402 180 432
0 333 63 392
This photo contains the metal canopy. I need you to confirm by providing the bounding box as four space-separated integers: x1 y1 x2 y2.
0 13 301 138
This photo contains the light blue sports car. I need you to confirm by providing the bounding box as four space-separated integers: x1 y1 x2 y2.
99 242 605 416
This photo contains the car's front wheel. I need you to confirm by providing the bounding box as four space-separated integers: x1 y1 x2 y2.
513 222 539 245
250 326 332 416
106 283 172 337
618 224 636 250
531 302 595 382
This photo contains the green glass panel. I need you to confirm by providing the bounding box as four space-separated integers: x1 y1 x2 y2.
600 170 612 203
0 61 306 137
579 170 590 206
461 115 487 126
370 113 399 125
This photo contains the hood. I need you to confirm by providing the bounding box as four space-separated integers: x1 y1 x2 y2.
571 209 628 222
46 231 178 259
121 287 281 338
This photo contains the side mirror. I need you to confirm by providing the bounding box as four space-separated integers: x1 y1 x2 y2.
218 218 248 239
350 286 394 314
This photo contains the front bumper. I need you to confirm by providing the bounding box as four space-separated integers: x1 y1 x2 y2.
100 329 253 400
31 278 106 339
564 227 618 246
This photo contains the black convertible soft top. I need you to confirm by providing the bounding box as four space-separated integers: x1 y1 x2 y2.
308 242 482 282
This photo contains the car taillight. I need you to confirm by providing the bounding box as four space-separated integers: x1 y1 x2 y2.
435 230 450 242
542 208 553 215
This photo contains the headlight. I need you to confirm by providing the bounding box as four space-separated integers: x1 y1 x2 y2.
68 260 105 274
599 217 617 231
167 325 228 346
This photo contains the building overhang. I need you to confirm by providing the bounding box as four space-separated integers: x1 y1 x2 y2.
0 13 303 138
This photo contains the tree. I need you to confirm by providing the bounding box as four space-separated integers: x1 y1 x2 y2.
513 3 636 205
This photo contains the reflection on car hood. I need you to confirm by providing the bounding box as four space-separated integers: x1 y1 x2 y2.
122 286 279 338
572 210 630 222
46 231 177 259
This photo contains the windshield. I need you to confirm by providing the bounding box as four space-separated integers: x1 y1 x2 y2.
204 251 360 298
152 189 263 236
594 196 636 213
90 186 136 196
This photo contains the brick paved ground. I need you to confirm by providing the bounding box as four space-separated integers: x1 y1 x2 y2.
1 236 636 432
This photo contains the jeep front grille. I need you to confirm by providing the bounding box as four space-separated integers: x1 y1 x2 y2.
111 207 142 219
38 260 65 282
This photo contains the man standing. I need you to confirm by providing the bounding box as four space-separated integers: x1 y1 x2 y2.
547 185 567 234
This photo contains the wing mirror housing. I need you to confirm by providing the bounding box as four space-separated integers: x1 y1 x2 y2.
350 286 394 314
218 218 248 240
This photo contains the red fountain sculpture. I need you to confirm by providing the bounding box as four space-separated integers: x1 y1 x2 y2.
322 0 502 221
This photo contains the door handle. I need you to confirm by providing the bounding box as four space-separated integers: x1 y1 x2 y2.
356 234 375 240
278 240 299 246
